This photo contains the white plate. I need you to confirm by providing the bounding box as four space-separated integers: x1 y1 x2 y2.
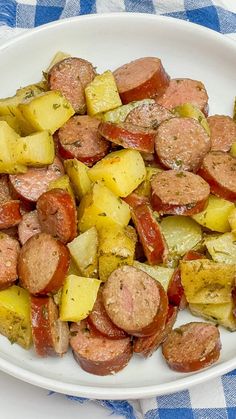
0 13 236 400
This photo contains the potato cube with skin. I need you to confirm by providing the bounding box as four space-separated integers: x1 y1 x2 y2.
19 91 74 134
133 261 174 291
192 195 235 233
67 227 98 278
16 131 55 166
78 182 131 232
88 149 146 197
0 285 32 349
98 224 137 281
189 300 236 331
59 275 101 322
64 159 91 200
85 70 122 116
180 259 236 304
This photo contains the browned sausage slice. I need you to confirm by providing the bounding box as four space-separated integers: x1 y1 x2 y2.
87 289 127 339
113 57 170 104
157 79 209 116
103 265 168 337
155 117 211 172
207 115 236 152
48 57 96 114
58 115 110 166
198 151 236 202
151 170 210 215
0 233 20 290
18 233 70 295
37 189 77 244
0 175 22 229
9 157 64 203
130 202 168 265
18 210 41 245
134 305 178 357
70 320 132 376
31 296 69 357
0 201 22 229
125 102 174 129
162 322 221 372
98 121 155 153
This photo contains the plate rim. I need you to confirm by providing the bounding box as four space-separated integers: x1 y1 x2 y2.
0 12 236 399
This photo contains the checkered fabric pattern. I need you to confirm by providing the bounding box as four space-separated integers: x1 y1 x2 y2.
0 1 236 418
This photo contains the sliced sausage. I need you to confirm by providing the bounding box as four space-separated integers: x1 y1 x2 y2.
198 151 236 201
0 175 22 229
103 266 168 337
125 102 174 129
18 233 70 295
130 202 168 265
0 175 11 203
113 57 170 104
98 121 155 153
58 115 110 166
155 117 211 172
9 157 64 203
123 192 149 209
207 115 236 152
151 170 210 215
134 306 178 357
167 251 206 309
162 322 221 372
48 57 96 114
18 210 41 245
37 189 77 244
31 295 69 357
0 233 20 290
157 78 209 116
70 320 132 376
87 289 127 339
0 201 22 229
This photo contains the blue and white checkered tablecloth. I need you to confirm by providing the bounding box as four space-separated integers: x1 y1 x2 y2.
0 1 236 418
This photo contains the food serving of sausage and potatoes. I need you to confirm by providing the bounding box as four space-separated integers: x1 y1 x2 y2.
0 51 235 377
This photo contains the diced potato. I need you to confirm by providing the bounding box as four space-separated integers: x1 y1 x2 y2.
135 167 162 198
60 275 101 322
160 216 202 259
16 82 47 99
192 195 234 233
0 121 27 174
205 232 236 264
180 259 235 304
133 261 174 291
98 225 136 281
189 300 236 331
85 70 122 116
64 159 91 200
67 227 98 278
53 288 62 306
45 51 70 72
89 149 146 197
67 260 80 276
230 142 236 157
77 182 131 232
229 207 236 234
0 285 32 349
48 175 75 199
173 103 210 135
102 99 155 123
19 91 74 134
0 115 22 134
16 131 55 166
